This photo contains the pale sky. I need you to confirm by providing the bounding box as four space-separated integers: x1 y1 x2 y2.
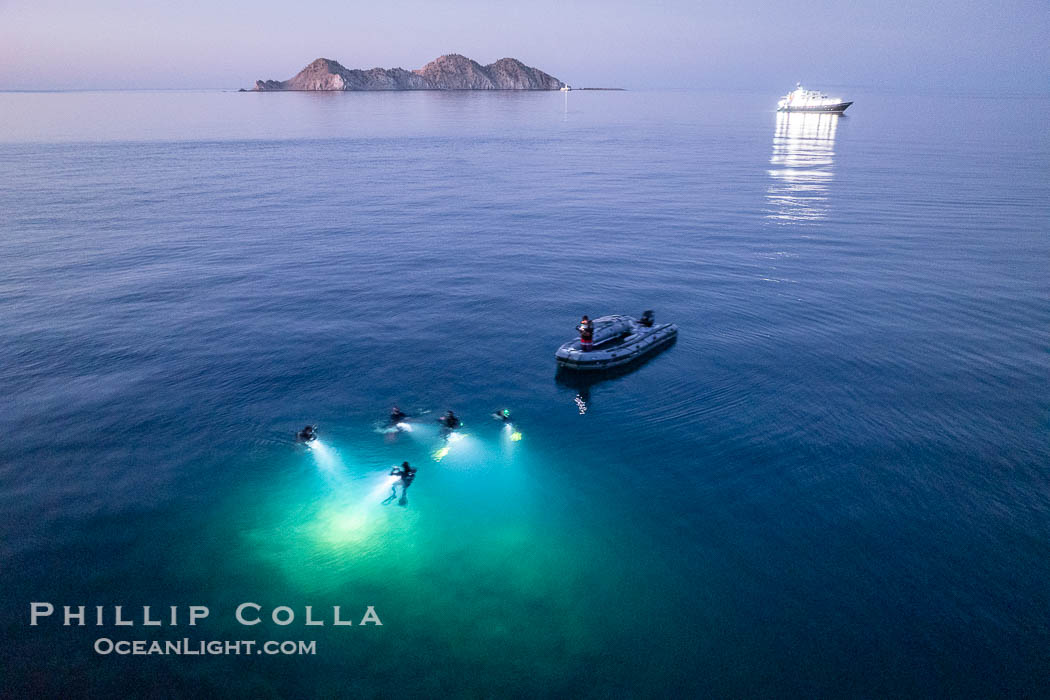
1 0 1047 91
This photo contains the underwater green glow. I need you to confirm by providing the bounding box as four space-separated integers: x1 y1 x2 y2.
241 424 561 601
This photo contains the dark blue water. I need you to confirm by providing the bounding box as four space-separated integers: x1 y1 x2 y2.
1 89 1048 697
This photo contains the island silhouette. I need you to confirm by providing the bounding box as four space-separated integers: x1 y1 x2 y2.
251 54 565 91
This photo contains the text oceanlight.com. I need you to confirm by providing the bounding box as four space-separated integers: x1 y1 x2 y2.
94 638 317 656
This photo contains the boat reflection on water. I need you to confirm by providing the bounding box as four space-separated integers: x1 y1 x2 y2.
554 335 677 413
766 111 839 223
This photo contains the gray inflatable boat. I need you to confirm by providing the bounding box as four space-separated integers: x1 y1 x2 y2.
555 312 677 370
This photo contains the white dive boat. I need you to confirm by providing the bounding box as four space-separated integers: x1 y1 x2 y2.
555 311 677 370
777 83 852 113
560 84 571 91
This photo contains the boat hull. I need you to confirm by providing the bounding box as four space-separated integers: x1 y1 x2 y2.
777 101 853 113
555 322 678 371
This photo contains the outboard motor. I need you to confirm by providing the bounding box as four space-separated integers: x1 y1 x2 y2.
639 310 654 327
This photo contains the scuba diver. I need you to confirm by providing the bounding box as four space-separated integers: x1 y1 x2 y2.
390 461 417 485
578 315 594 351
639 310 655 327
438 410 461 432
389 405 408 425
297 425 318 443
493 408 523 440
385 461 417 506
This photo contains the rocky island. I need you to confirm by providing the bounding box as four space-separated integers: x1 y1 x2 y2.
251 54 564 91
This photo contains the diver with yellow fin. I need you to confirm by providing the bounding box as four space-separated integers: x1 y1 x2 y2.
492 408 522 441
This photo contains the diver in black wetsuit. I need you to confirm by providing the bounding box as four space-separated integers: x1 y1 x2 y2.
492 409 512 422
386 461 417 506
389 406 408 424
390 461 416 483
297 425 318 442
439 410 461 432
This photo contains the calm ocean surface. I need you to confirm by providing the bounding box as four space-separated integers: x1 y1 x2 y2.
1 89 1048 697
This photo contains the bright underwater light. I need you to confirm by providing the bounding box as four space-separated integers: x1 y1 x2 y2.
315 473 407 546
309 440 340 471
369 473 401 500
328 510 368 537
433 432 469 461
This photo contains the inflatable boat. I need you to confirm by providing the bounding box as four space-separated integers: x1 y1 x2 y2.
555 312 677 370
